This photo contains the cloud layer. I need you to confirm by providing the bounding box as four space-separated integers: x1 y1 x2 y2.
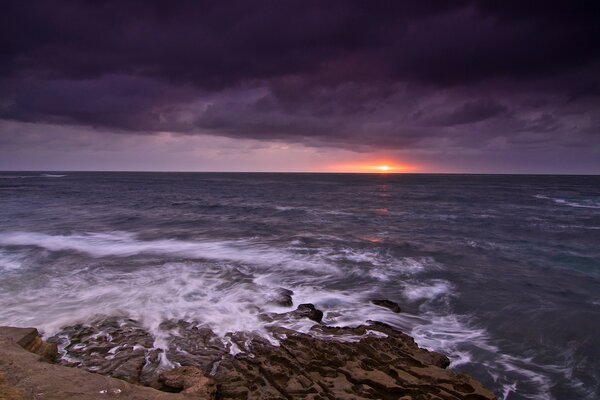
1 1 599 172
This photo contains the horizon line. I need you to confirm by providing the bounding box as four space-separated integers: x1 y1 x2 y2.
1 170 599 176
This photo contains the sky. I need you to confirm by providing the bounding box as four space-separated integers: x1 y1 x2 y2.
1 1 599 173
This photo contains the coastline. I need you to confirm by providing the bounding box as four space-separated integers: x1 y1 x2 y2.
0 304 496 400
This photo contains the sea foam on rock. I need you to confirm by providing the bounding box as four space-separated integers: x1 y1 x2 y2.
33 305 496 400
267 288 294 307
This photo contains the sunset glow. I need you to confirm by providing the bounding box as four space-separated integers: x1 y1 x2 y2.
328 162 414 173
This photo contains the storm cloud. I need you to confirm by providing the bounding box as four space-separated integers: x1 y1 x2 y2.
0 1 599 172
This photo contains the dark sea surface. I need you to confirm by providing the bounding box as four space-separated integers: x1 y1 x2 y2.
0 172 599 399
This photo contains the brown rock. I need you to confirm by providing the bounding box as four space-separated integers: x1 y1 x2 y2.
0 333 209 399
0 327 39 348
160 366 217 397
33 315 495 400
211 323 496 399
0 326 58 361
0 372 25 400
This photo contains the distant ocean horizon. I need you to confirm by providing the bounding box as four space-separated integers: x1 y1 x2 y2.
1 172 599 399
3 170 600 175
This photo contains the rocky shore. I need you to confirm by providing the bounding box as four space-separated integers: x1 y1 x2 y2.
0 301 496 400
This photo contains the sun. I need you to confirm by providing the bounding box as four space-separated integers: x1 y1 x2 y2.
327 161 414 173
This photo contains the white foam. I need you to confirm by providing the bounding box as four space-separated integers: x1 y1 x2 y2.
274 205 297 211
319 246 435 280
557 224 600 230
534 194 600 209
0 231 337 275
0 229 592 399
402 280 453 302
0 250 25 271
0 261 278 341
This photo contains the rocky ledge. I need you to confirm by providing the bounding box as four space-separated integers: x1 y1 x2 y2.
0 327 196 400
0 304 496 400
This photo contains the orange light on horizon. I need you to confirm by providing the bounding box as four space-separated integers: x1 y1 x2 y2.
327 161 415 173
372 165 393 173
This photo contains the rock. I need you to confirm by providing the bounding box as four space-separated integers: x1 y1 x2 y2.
48 317 155 383
0 327 39 348
0 326 58 361
268 288 294 307
111 356 146 382
165 321 229 370
371 299 402 313
211 323 495 399
292 303 323 322
160 366 217 397
0 372 25 400
25 314 495 400
24 336 59 361
0 332 208 399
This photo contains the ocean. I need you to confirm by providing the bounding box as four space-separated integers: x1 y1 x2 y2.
0 172 598 399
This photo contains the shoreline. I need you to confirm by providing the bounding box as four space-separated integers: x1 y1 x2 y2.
0 304 496 399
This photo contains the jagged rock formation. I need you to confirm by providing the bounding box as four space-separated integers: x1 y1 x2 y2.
0 298 495 400
42 311 495 399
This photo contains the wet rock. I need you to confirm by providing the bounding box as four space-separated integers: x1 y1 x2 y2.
160 366 217 397
291 303 323 322
111 356 146 382
210 323 495 399
268 288 294 307
36 315 495 399
165 320 229 371
371 299 402 313
48 317 156 384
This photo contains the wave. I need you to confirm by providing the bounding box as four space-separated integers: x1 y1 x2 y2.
557 224 600 230
0 174 66 179
535 194 600 209
402 280 454 302
0 231 336 274
0 230 592 399
408 311 594 400
0 175 37 179
0 260 285 341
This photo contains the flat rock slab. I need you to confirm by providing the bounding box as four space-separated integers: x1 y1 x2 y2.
0 327 39 348
0 327 58 361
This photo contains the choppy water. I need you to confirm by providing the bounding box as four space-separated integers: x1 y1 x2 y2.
0 172 599 399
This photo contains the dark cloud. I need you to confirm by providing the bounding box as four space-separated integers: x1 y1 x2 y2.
0 0 599 170
432 99 508 126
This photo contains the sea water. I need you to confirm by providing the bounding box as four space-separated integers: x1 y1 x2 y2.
0 172 598 399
